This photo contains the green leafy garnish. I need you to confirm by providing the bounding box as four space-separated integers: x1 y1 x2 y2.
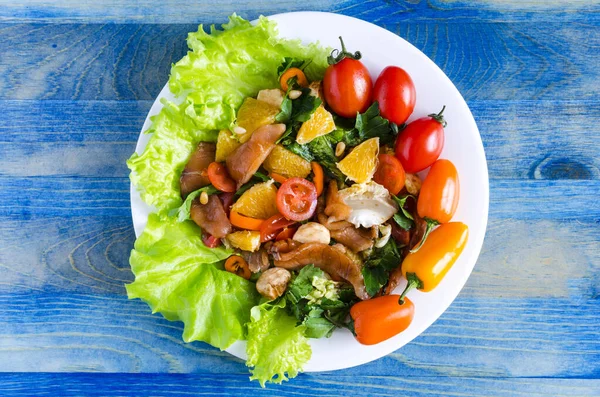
391 194 416 230
361 238 402 297
174 185 219 222
333 102 398 148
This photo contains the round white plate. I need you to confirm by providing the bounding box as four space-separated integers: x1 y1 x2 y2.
130 11 489 372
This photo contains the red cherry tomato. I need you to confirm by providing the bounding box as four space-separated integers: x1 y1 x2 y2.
207 162 236 192
275 226 298 241
276 177 318 221
373 154 406 195
395 106 447 173
323 37 373 118
260 214 296 243
202 233 221 248
373 66 416 125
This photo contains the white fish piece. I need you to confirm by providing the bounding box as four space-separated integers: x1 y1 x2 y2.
338 181 398 228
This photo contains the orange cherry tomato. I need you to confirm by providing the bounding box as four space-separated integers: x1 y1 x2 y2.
412 159 459 252
224 255 251 280
276 177 318 221
350 295 414 345
260 214 296 243
207 162 236 193
373 154 405 195
275 226 297 241
311 162 324 197
229 211 264 231
399 222 468 299
323 37 373 118
280 67 308 91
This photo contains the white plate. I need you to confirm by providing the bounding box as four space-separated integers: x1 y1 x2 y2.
130 11 489 372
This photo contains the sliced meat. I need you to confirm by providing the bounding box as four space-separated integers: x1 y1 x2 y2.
330 226 374 253
271 242 368 300
180 142 216 198
226 124 286 188
390 221 411 246
241 249 270 273
317 188 374 252
190 195 232 238
324 181 351 222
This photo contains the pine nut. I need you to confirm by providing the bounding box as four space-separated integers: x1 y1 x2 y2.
233 126 246 135
335 141 346 157
200 191 209 205
288 90 302 100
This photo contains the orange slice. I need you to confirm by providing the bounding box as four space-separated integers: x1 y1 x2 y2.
336 137 379 183
236 97 280 143
263 145 311 178
231 181 279 220
296 106 336 145
225 231 261 252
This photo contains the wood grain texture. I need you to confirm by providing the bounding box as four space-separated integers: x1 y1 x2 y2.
0 373 598 397
1 0 599 23
1 21 599 101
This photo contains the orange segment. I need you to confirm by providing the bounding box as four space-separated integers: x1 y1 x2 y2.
296 106 336 145
231 181 279 220
215 129 241 162
236 97 280 143
225 231 261 252
336 137 380 183
263 145 311 178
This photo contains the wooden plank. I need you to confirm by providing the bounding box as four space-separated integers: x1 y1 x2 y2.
1 374 599 397
0 216 597 299
1 176 599 220
0 293 598 380
1 0 598 24
0 22 598 101
1 99 599 179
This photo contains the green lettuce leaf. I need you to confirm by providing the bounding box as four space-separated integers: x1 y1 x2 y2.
246 299 311 387
127 100 218 211
170 14 329 131
126 213 259 349
129 15 329 212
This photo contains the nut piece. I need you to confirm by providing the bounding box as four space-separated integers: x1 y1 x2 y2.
335 141 346 157
288 90 302 100
256 267 291 300
199 191 209 205
233 126 247 135
293 222 331 245
405 173 422 195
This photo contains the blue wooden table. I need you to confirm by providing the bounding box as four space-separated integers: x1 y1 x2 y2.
1 1 599 395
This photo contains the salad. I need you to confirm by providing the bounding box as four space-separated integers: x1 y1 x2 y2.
127 15 468 386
